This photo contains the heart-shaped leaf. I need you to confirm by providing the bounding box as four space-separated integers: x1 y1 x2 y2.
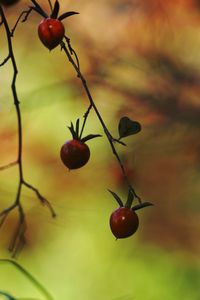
118 117 141 139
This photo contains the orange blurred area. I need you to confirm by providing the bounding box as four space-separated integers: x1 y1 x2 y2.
0 1 200 300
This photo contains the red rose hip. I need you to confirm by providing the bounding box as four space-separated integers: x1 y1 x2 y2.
60 139 90 170
110 207 139 239
38 18 65 50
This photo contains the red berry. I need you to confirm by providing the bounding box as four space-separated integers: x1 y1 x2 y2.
38 18 65 50
110 207 139 239
0 0 19 5
60 139 90 170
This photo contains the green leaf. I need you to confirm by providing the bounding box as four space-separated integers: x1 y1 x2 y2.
108 189 123 207
132 202 153 211
80 134 102 143
118 117 141 139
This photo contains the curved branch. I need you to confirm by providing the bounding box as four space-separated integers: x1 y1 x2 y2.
60 41 141 203
0 5 55 256
0 259 55 300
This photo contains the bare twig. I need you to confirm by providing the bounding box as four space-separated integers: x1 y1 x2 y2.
0 161 17 170
79 104 92 139
11 7 34 37
0 5 55 256
65 36 80 71
23 180 56 217
0 54 10 66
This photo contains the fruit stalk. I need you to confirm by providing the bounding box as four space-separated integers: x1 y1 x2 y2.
61 41 141 203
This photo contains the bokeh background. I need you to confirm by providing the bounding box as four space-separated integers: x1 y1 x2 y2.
0 0 200 299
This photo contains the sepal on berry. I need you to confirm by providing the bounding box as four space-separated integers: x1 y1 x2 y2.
58 11 79 21
30 0 48 18
51 0 60 19
125 188 134 208
108 189 123 207
68 122 78 140
132 201 153 211
80 134 102 143
67 119 101 142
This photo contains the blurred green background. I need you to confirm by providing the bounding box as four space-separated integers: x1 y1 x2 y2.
0 0 199 299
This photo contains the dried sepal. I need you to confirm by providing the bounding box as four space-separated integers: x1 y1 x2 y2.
68 122 77 139
30 0 48 18
132 202 153 211
51 0 60 19
80 134 102 143
125 188 134 208
108 189 124 207
58 11 79 21
75 118 80 137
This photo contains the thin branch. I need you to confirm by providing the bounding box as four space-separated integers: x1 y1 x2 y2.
0 203 17 219
65 36 80 71
0 161 17 171
0 214 8 227
8 201 26 256
23 181 56 218
0 54 10 66
10 7 34 37
0 259 55 300
79 104 92 139
61 41 141 204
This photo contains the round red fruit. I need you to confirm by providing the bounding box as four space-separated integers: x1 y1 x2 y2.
38 18 65 50
60 139 90 170
0 0 19 5
110 207 139 239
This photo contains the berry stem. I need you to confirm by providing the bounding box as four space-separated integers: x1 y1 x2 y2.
61 41 141 204
79 104 92 139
